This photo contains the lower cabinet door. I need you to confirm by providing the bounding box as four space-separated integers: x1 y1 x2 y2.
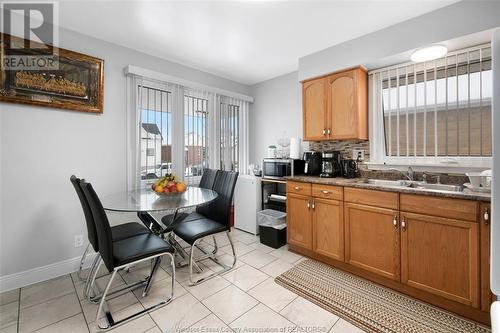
480 203 494 312
345 203 400 280
400 212 479 307
313 198 344 261
287 194 312 250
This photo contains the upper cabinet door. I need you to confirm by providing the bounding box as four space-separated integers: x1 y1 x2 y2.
327 68 368 140
302 78 327 141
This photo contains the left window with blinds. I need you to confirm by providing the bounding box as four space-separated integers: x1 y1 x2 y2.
139 85 173 180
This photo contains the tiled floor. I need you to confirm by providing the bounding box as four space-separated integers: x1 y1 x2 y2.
0 228 365 333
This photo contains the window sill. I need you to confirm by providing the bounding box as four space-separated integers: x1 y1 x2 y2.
365 161 491 174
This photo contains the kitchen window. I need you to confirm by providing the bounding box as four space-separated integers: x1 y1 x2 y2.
126 69 251 190
369 44 492 170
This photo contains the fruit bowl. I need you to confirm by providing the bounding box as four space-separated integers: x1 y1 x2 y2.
151 174 187 196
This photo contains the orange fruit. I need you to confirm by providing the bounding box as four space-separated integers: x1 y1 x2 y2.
176 182 186 192
155 185 164 193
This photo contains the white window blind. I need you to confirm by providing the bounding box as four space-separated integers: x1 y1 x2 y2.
369 44 492 168
184 94 209 184
220 100 240 172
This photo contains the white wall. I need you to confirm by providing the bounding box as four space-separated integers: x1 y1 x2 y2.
0 27 251 289
299 0 500 81
249 71 303 165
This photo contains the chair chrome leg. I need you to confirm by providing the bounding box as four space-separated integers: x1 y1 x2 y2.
96 270 117 330
85 256 102 299
96 253 176 330
83 254 100 297
78 243 91 280
188 231 236 286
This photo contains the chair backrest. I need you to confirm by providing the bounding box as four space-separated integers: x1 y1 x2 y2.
70 175 98 252
197 170 238 228
198 169 219 190
80 180 114 272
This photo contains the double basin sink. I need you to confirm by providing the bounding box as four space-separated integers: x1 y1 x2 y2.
359 179 464 193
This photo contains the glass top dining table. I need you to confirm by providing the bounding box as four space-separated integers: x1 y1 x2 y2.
100 186 218 213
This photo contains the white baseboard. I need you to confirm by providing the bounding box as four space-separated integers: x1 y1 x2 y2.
0 252 98 293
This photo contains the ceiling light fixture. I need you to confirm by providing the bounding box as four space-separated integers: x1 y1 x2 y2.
411 45 448 62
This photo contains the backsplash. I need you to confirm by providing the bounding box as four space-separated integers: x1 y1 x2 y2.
309 140 371 161
308 139 468 185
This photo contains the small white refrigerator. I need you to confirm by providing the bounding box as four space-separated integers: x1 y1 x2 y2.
234 175 262 235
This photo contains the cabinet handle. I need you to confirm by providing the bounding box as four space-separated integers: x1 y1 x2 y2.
312 201 315 210
484 208 489 225
327 128 331 136
401 217 406 231
321 190 331 195
393 215 398 229
322 128 326 136
307 201 310 210
294 186 301 190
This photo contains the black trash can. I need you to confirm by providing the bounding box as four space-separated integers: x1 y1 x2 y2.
257 209 287 249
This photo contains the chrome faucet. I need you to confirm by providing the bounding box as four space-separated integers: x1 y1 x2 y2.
389 166 414 181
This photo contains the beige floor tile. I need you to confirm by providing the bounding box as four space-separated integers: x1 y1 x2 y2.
280 297 339 331
20 275 75 309
270 247 303 264
219 241 253 256
144 327 162 333
166 262 217 284
144 326 162 333
88 304 154 333
0 301 18 329
133 278 186 308
150 293 210 332
329 319 366 333
249 242 276 254
201 254 242 273
239 250 278 269
181 276 230 300
202 285 258 324
81 291 139 323
186 313 232 333
232 232 259 245
18 293 81 333
248 278 297 312
31 314 88 333
260 259 293 278
0 325 17 333
230 303 295 331
0 290 19 306
222 265 268 291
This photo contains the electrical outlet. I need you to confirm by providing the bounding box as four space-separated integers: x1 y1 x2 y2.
74 234 84 248
352 148 365 161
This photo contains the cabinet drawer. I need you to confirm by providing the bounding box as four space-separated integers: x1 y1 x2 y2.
400 194 478 222
287 181 312 196
312 184 343 200
344 187 398 210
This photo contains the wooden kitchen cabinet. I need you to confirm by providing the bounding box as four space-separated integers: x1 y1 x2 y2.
287 193 313 250
312 198 344 261
400 212 479 307
480 203 494 312
344 202 400 281
302 78 328 141
326 68 368 140
302 66 368 141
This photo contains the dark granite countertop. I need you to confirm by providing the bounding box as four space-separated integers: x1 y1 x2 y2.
286 175 491 202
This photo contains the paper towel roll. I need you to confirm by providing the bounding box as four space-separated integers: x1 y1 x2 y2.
289 137 301 159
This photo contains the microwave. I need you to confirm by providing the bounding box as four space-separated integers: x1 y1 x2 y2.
262 158 305 180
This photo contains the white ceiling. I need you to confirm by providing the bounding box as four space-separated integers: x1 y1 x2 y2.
56 0 459 85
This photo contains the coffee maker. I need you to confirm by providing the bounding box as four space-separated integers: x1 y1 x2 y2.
320 151 342 178
303 151 322 175
341 159 359 178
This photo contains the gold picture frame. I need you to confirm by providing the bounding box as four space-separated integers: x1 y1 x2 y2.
0 33 104 113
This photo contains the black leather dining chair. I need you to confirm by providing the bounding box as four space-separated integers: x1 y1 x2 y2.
70 175 150 298
80 180 176 330
160 168 219 232
173 170 238 285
